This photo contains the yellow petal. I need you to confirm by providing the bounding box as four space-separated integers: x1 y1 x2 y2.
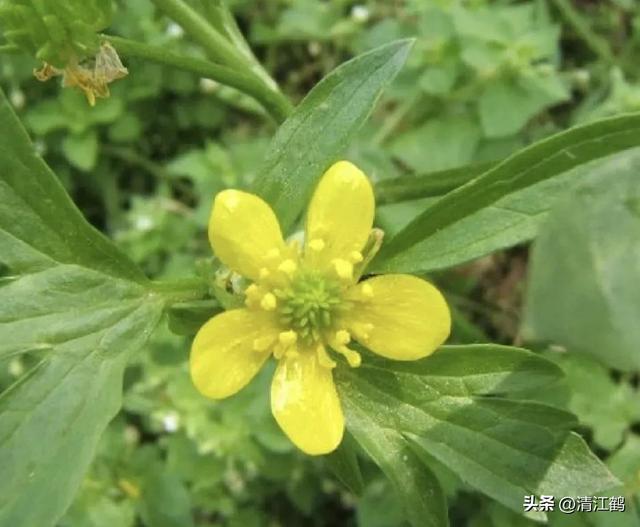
190 309 278 399
344 274 451 360
271 350 344 455
305 161 374 269
209 189 285 281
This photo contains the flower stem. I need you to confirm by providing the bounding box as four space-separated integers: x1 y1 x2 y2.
148 0 291 121
150 0 247 67
103 35 292 123
152 277 209 304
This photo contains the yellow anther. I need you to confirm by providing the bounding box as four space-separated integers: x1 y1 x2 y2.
332 259 353 281
316 345 337 369
245 283 262 308
278 330 297 346
361 283 374 299
266 248 281 260
253 335 275 352
259 267 270 280
278 259 298 276
308 238 325 252
352 322 374 341
260 293 277 311
335 345 362 368
335 330 351 345
350 251 363 263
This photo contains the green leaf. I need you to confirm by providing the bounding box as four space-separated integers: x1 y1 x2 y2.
390 115 481 173
418 63 459 96
530 354 640 451
348 410 448 527
252 39 413 233
356 479 408 527
167 300 221 337
62 130 99 171
373 113 640 274
608 434 640 491
336 345 618 524
479 75 569 138
0 89 163 526
138 469 195 527
325 432 365 496
375 167 578 272
374 161 497 204
523 151 640 371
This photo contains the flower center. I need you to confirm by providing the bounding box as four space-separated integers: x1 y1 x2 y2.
276 270 343 346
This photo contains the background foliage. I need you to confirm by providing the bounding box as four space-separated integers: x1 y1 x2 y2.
1 0 640 526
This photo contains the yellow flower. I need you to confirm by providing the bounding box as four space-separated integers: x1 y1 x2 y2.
191 161 451 455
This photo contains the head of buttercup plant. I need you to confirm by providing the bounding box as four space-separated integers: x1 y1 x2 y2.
190 161 451 455
0 0 126 106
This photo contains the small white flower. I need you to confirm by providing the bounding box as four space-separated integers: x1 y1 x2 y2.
134 215 154 232
162 412 180 433
351 5 370 23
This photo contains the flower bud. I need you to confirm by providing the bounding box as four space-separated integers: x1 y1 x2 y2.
0 0 112 67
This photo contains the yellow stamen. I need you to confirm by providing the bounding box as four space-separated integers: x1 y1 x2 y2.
259 267 270 280
308 238 325 252
335 329 351 345
332 259 353 281
279 330 298 346
351 322 374 341
334 345 361 368
278 259 298 276
316 345 337 369
361 283 374 299
349 251 363 263
260 293 277 311
245 283 262 307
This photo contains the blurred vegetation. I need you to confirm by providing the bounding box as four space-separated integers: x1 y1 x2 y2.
2 0 640 526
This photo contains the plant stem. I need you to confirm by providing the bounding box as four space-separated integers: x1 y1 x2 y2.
152 277 209 304
103 35 292 123
150 0 247 68
102 144 170 182
148 0 291 119
551 0 615 66
372 92 422 146
0 44 19 54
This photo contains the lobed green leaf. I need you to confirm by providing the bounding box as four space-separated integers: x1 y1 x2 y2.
0 88 163 527
336 345 618 524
